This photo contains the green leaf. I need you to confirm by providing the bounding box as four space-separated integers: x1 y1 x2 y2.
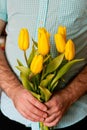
17 59 23 66
40 74 55 88
39 86 52 102
20 73 35 91
43 54 51 63
27 44 37 66
51 58 84 86
30 73 41 91
43 53 64 78
50 80 59 92
30 91 42 102
32 38 38 48
16 66 30 78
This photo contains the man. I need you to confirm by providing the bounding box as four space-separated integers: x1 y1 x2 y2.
0 0 87 130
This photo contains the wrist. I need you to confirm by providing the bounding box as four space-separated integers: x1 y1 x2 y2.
0 66 22 99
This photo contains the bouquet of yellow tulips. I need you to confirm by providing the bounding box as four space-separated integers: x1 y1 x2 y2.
16 26 84 130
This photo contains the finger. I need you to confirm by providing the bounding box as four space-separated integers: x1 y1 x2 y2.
17 101 45 122
44 114 61 127
20 108 45 122
26 100 48 118
27 92 47 111
44 111 61 123
19 97 48 118
46 106 59 116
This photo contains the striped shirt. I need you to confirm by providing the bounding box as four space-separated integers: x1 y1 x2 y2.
0 0 87 130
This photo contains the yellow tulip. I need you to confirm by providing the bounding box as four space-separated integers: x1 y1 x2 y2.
38 27 50 56
57 25 66 40
18 28 29 51
65 39 75 61
30 54 43 75
54 33 66 53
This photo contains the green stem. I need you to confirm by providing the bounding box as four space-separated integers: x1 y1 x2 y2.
39 122 53 130
24 51 28 66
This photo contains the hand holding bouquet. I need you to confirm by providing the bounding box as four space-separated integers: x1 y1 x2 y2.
16 26 84 130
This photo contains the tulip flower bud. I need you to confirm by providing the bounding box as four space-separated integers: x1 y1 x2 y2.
57 25 66 40
30 54 43 75
38 28 50 56
65 39 75 61
54 33 66 53
18 28 29 51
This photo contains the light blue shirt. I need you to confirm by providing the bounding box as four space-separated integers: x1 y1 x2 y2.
0 0 87 130
0 0 7 21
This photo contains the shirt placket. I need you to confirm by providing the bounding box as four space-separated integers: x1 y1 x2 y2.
34 0 49 41
30 0 49 130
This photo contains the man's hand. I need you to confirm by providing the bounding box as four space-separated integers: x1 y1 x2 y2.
11 86 48 122
0 48 48 122
43 66 87 127
43 90 71 127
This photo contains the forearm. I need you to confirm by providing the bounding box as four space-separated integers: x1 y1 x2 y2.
0 49 22 99
61 65 87 104
0 19 6 36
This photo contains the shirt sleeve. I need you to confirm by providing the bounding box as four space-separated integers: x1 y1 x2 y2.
0 0 7 22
